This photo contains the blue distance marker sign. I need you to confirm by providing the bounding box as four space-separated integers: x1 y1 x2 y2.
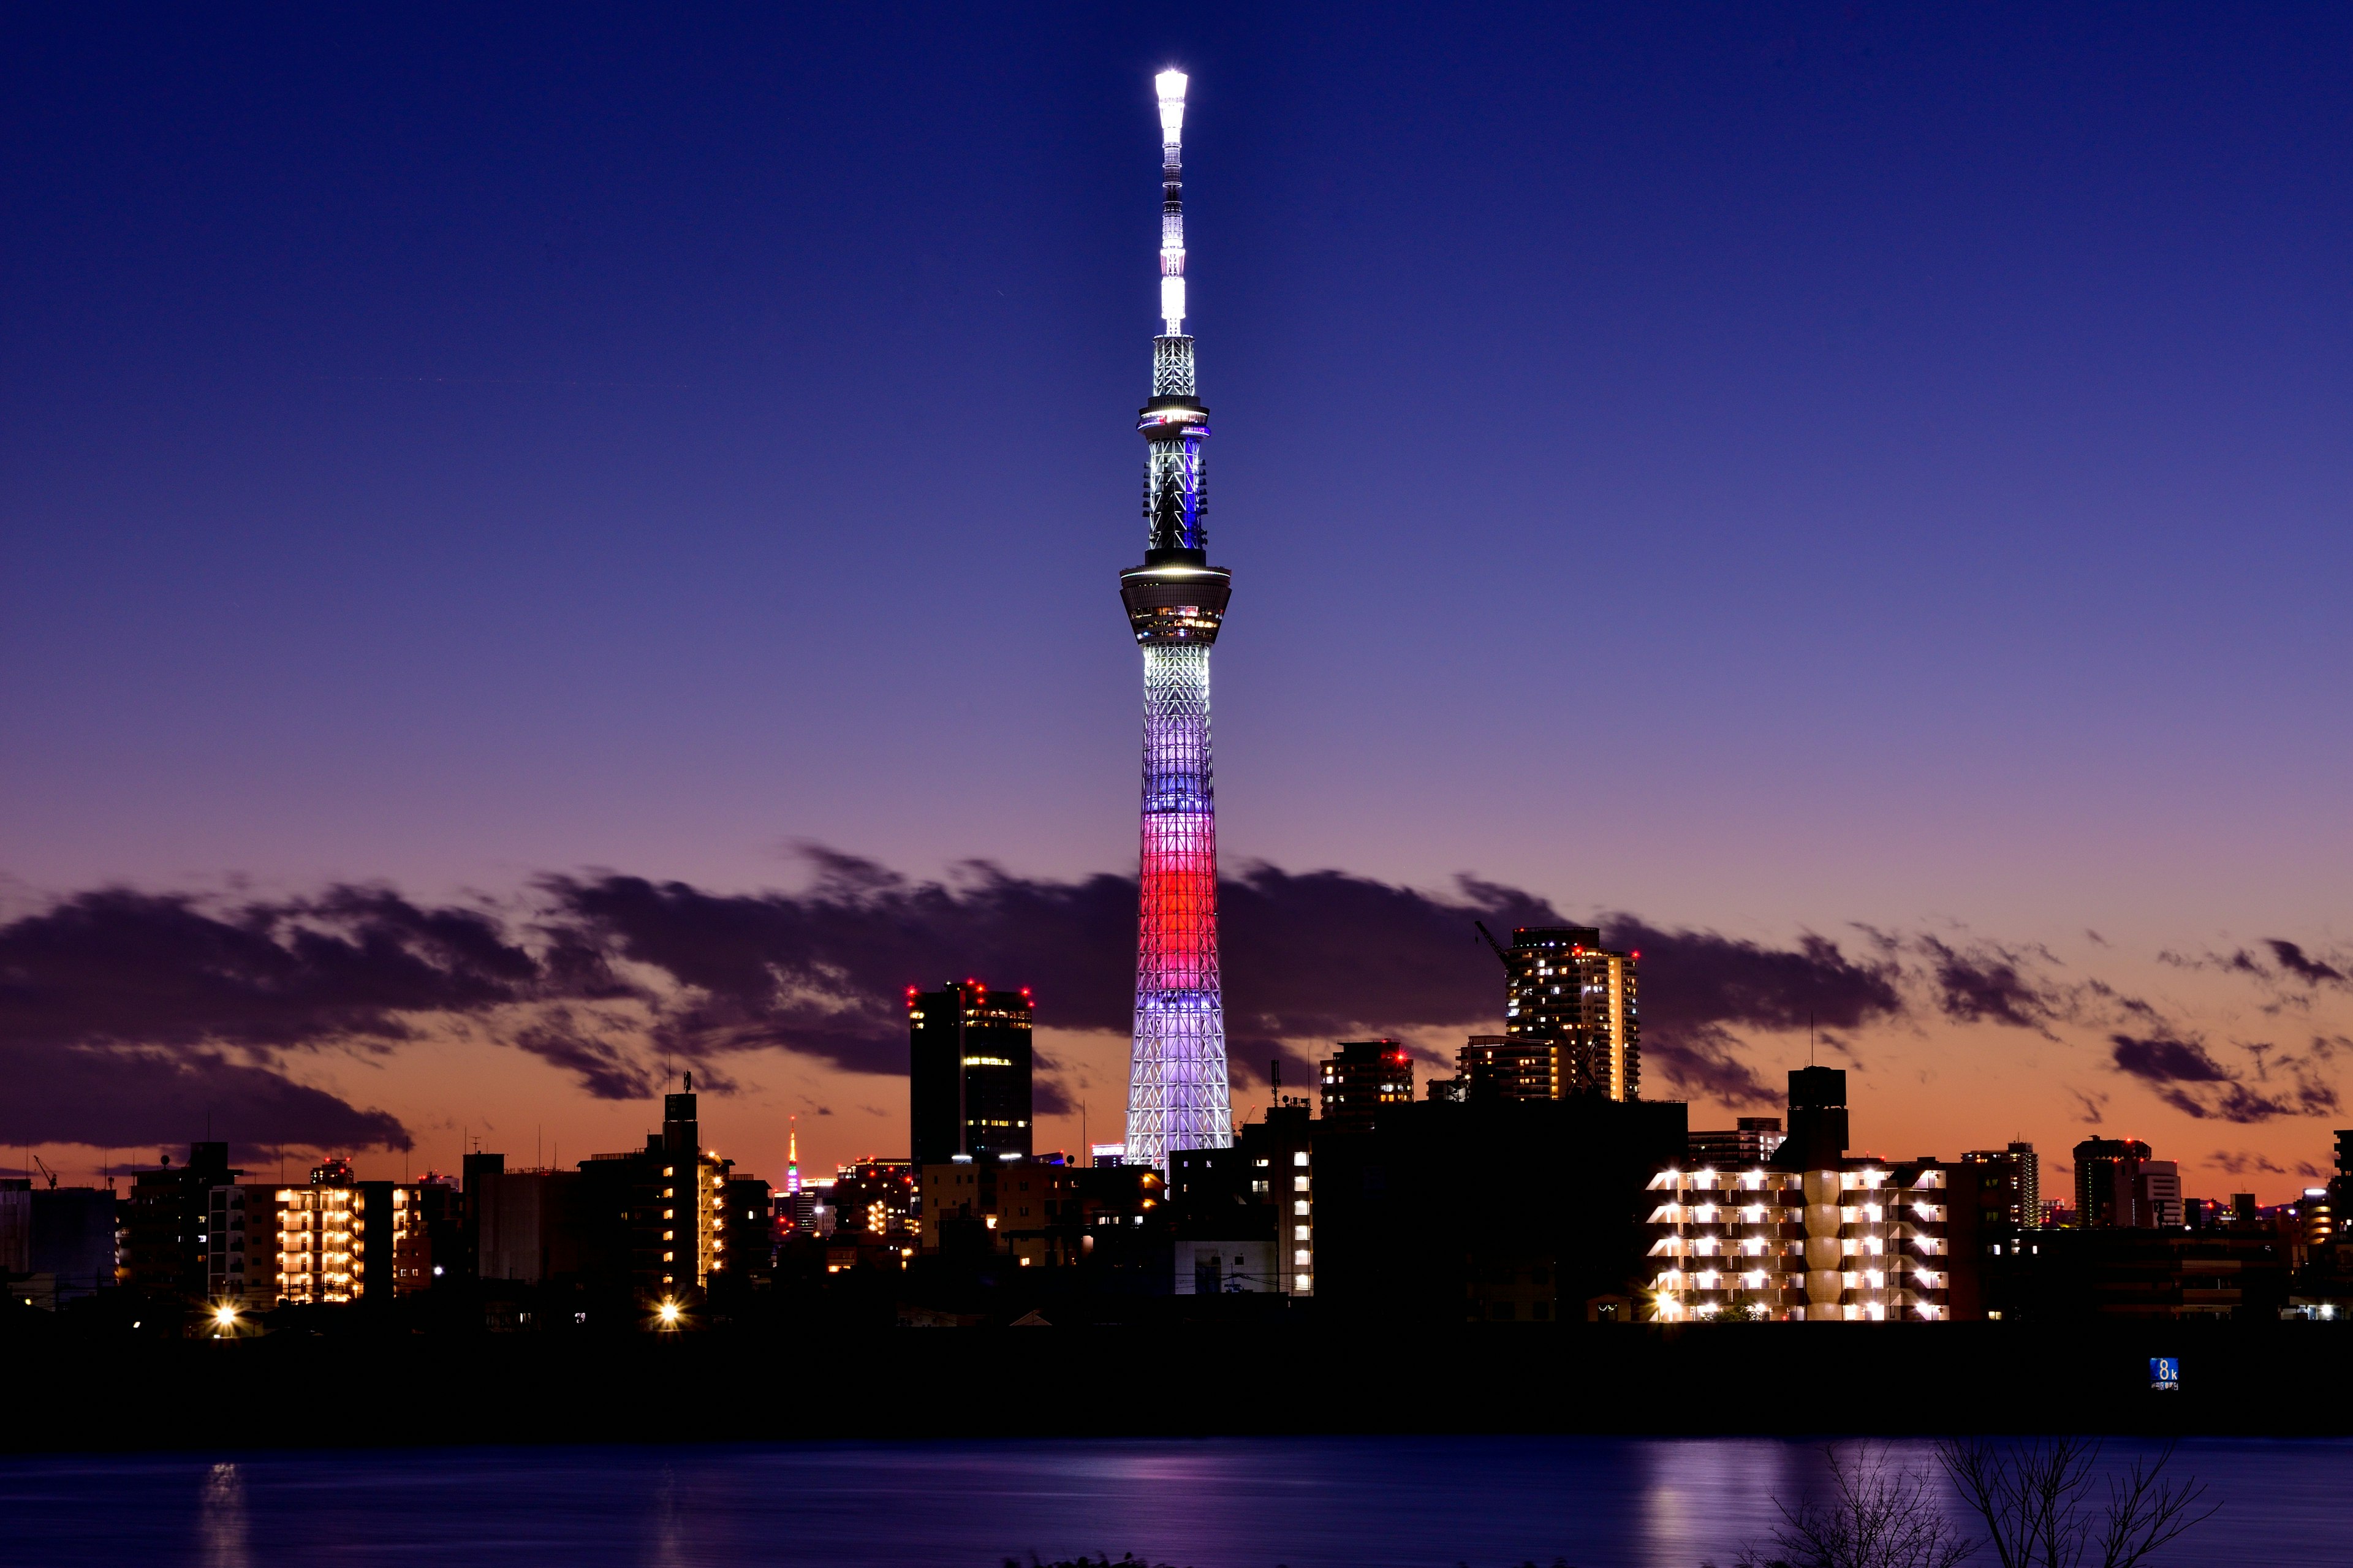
2150 1357 2181 1391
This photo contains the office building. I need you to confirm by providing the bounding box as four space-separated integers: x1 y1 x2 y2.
1120 69 1237 1170
909 980 1036 1165
1318 1040 1415 1132
1482 925 1641 1100
2074 1138 2154 1229
1961 1143 2041 1230
2135 1161 2183 1229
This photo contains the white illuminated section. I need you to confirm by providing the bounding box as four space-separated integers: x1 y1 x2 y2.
1158 68 1188 335
1156 69 1188 138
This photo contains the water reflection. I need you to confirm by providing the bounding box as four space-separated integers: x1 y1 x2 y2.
199 1461 249 1568
2 1435 2345 1568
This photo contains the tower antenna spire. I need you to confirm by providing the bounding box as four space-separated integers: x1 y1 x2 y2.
1120 67 1234 1170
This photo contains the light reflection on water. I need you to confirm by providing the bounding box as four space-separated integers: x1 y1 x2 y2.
4 1436 2343 1568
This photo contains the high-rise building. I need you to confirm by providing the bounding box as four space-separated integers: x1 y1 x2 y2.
909 980 1036 1165
203 1182 282 1308
2329 1130 2353 1237
1485 926 1641 1100
1121 69 1235 1170
1317 1040 1415 1131
1961 1143 2041 1230
2074 1137 2153 1229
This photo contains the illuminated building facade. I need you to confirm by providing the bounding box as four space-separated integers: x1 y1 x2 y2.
1488 926 1641 1100
1317 1040 1416 1132
274 1158 433 1306
1645 1158 1958 1322
1120 69 1235 1170
909 980 1036 1165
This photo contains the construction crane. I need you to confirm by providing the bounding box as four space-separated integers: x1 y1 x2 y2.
1472 920 1515 972
32 1154 58 1190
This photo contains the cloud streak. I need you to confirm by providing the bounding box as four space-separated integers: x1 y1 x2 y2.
7 850 2347 1153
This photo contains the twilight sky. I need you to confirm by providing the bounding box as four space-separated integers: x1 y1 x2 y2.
5 6 2350 1199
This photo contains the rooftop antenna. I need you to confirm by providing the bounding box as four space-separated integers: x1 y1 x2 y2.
1270 1057 1281 1114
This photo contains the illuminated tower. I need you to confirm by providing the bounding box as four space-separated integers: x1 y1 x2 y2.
785 1117 800 1197
1120 68 1233 1168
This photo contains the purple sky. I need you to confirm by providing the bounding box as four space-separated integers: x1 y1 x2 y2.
5 7 2350 1194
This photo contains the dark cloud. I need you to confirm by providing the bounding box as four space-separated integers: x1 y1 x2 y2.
2265 940 2348 989
1919 936 2063 1032
2109 1033 2339 1123
0 1041 409 1156
507 1009 659 1102
0 885 599 1153
2211 1149 2285 1177
1599 916 1904 1107
18 848 2264 1148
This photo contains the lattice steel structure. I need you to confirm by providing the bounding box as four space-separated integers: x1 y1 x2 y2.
1118 69 1234 1168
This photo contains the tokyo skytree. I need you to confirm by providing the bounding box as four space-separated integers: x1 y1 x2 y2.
1118 69 1233 1168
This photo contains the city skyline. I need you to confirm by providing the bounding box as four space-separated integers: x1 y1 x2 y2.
6 9 2352 1200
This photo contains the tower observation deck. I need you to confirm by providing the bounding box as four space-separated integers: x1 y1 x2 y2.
1120 68 1233 1169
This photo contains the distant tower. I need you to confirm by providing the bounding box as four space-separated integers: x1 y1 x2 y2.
1120 68 1235 1169
785 1117 800 1197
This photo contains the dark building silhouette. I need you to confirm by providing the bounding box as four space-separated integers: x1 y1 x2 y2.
2073 1137 2153 1229
1309 1096 1688 1323
1318 1040 1415 1131
124 1142 239 1300
1776 1067 1849 1170
909 981 1035 1165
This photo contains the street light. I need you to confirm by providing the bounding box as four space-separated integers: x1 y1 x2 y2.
213 1305 238 1336
656 1298 681 1329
